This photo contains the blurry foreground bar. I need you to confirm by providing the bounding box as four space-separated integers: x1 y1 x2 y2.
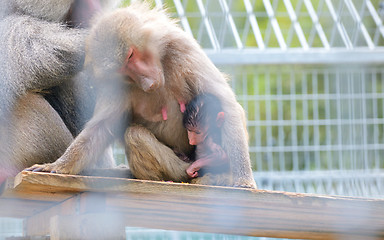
1 171 383 239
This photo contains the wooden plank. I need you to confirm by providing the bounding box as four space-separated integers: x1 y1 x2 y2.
6 237 50 240
0 198 55 218
2 174 77 203
0 173 79 220
50 214 126 240
25 192 107 237
0 169 130 219
1 171 384 239
25 196 79 237
104 193 384 239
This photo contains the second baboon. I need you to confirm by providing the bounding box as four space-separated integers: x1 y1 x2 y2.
0 0 120 186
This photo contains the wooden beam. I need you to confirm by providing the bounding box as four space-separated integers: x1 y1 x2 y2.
1 171 384 239
25 192 107 236
0 198 54 218
104 190 384 239
50 214 126 240
25 196 79 237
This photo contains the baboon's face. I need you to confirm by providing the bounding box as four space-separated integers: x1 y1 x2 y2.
120 46 164 92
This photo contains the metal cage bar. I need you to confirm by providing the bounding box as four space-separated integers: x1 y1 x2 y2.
366 0 384 42
284 0 309 49
345 0 375 48
222 65 384 198
196 0 220 50
173 0 194 38
244 0 266 49
304 0 330 49
219 0 243 49
264 0 288 49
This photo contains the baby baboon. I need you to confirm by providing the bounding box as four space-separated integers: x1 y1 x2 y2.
181 93 229 179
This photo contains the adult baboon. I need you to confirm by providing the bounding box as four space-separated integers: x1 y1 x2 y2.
28 2 257 188
0 0 120 185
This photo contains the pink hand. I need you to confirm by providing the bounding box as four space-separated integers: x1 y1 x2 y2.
162 107 168 120
179 101 186 113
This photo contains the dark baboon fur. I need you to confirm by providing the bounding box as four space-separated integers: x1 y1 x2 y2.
0 0 120 185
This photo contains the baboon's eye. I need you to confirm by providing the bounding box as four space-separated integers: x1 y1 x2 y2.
128 51 134 60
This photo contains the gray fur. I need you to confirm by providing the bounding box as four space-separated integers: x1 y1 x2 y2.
0 14 85 119
14 0 73 22
0 0 120 184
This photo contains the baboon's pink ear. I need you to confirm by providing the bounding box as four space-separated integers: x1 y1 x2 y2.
216 112 225 127
119 47 134 75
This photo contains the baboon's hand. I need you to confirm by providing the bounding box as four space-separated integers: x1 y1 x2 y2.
25 163 69 174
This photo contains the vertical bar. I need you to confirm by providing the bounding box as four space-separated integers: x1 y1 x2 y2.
286 14 296 47
197 0 220 50
291 70 299 171
325 0 353 48
303 0 330 49
302 72 310 171
263 0 287 50
372 71 379 169
312 70 320 170
173 0 194 38
344 0 374 49
283 0 309 49
266 72 273 171
336 70 344 170
255 72 263 172
277 71 285 172
244 0 266 49
242 9 252 46
217 0 229 49
347 72 354 171
219 0 243 49
379 69 384 172
366 0 384 40
197 4 206 44
154 0 163 8
242 68 249 141
324 71 333 170
360 69 369 170
264 10 273 47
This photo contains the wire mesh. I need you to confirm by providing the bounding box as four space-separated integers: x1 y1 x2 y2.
222 65 384 198
154 0 384 50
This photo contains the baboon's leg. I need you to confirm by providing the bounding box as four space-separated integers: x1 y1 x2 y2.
0 92 73 185
125 125 190 182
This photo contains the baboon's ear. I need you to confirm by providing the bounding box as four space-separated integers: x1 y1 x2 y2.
119 47 134 75
216 112 225 127
118 44 164 92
